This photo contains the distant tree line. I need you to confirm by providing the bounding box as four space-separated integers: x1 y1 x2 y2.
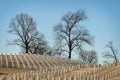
7 10 119 65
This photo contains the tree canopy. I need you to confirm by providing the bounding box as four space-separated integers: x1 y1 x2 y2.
8 13 50 55
53 10 93 59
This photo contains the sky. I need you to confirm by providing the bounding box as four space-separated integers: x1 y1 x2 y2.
0 0 120 63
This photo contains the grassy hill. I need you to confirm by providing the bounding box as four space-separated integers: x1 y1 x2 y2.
0 54 120 80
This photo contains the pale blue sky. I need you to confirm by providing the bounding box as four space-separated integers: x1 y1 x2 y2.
0 0 120 63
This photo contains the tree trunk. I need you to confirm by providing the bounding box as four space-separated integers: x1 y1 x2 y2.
68 42 72 59
68 50 71 59
25 41 29 54
25 48 28 53
111 47 118 66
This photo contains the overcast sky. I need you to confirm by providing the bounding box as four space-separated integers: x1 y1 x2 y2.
0 0 120 63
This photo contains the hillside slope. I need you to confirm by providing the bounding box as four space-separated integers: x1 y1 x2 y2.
0 54 120 80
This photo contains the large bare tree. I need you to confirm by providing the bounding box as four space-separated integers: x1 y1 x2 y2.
103 41 119 66
79 50 98 64
8 13 49 54
54 10 93 59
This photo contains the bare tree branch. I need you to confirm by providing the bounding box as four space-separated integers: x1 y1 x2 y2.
53 10 93 59
103 41 119 66
8 13 50 55
79 50 98 64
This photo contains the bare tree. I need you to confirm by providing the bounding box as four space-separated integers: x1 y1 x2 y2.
79 50 98 64
53 10 93 59
29 33 51 55
8 13 49 54
103 41 119 66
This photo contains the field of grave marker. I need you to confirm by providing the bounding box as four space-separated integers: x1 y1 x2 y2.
0 53 120 80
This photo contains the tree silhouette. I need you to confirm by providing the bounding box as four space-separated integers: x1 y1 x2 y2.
53 10 93 59
8 13 49 54
103 41 119 66
79 50 98 64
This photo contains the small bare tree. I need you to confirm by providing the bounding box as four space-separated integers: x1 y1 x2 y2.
103 41 119 66
29 33 51 55
53 10 93 59
79 50 98 64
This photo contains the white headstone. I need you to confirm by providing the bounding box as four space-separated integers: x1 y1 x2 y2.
6 53 8 68
19 54 25 69
23 54 31 69
10 53 14 68
15 54 20 68
1 53 2 68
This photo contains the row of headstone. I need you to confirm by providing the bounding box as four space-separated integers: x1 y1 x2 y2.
5 53 8 68
1 53 120 80
85 62 117 76
103 68 120 80
0 53 98 69
35 54 94 69
1 64 120 80
1 69 117 80
10 53 14 68
0 53 2 68
0 53 38 69
2 70 99 80
14 54 20 68
18 54 25 69
0 53 118 68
